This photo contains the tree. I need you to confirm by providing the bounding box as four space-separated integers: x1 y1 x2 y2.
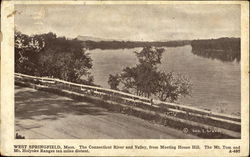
119 47 164 97
120 63 160 97
157 72 192 102
37 36 93 83
15 30 45 75
135 46 164 66
15 31 93 84
111 46 192 102
108 74 120 90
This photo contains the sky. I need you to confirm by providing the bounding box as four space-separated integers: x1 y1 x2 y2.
15 4 241 41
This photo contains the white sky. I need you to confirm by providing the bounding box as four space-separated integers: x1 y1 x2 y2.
15 4 240 41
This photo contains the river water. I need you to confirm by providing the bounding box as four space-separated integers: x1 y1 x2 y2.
87 45 240 115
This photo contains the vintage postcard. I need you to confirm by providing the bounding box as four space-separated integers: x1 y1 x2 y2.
1 0 249 156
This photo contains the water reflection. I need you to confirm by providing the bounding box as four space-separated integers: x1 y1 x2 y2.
89 46 240 115
191 49 240 62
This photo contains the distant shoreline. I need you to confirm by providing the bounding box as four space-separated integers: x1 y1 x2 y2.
77 37 240 51
79 40 191 50
191 37 240 62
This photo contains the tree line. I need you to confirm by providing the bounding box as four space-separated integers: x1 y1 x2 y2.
80 40 191 50
15 31 94 85
191 38 240 62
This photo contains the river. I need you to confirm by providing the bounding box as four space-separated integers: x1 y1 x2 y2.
87 45 240 115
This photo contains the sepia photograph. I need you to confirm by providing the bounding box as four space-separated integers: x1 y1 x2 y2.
13 3 242 140
1 0 249 156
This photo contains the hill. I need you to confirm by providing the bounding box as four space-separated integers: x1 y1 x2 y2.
76 35 113 42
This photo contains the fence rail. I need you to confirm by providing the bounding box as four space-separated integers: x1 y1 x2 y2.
15 73 241 138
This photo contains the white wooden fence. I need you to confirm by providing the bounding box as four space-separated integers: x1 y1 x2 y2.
15 73 241 138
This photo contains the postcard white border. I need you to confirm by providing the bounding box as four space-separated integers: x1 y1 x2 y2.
1 1 249 156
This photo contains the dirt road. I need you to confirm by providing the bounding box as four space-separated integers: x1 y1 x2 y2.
15 86 198 139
